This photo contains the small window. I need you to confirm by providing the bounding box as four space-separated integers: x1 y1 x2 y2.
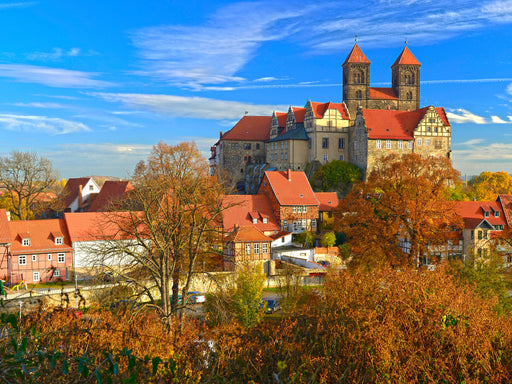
89 184 94 191
398 140 403 149
253 243 260 254
33 271 40 282
386 140 391 149
58 253 65 263
339 154 344 161
19 255 26 265
55 237 63 245
22 238 31 246
376 140 381 149
262 243 268 254
483 230 488 239
263 218 268 224
484 211 490 218
53 269 60 277
425 139 430 146
323 154 328 162
32 254 37 262
338 138 345 149
494 211 500 217
283 220 288 229
408 141 413 149
322 138 329 148
417 139 422 146
256 143 260 149
48 254 52 261
478 231 483 240
301 219 307 228
311 219 316 228
245 244 251 255
252 218 258 224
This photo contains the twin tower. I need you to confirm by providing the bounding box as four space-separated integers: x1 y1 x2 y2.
342 43 421 118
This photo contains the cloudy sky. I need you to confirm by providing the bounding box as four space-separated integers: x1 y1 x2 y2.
0 0 511 178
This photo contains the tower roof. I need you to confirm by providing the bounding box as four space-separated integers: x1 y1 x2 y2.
391 46 421 67
343 43 371 65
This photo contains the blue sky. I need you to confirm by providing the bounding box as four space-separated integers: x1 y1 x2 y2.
0 0 511 178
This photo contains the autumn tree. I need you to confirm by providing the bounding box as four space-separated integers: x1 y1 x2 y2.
0 151 58 220
89 142 230 324
335 153 462 267
468 171 512 201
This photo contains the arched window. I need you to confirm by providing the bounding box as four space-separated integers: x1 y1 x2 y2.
353 71 364 84
406 91 412 101
356 90 362 99
404 71 415 85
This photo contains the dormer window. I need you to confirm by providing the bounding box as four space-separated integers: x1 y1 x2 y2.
89 184 94 191
484 211 490 218
55 237 64 245
22 238 31 246
253 218 258 224
494 211 500 217
263 218 268 224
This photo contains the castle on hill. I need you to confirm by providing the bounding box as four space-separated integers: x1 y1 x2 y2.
210 43 452 192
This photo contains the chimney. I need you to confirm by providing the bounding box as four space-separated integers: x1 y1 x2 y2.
287 169 291 181
220 131 223 138
78 184 83 208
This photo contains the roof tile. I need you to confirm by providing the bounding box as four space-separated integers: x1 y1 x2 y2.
261 170 319 206
221 116 271 141
343 43 371 65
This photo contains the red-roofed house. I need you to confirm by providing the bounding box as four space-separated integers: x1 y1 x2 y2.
223 226 272 270
222 195 280 236
258 170 319 233
315 192 339 228
7 218 73 284
62 177 101 213
351 105 451 175
88 180 134 212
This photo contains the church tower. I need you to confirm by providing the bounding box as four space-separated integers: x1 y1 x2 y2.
342 43 370 119
391 45 421 111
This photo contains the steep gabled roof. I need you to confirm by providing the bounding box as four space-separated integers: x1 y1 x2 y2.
315 192 339 211
88 181 134 212
369 87 398 100
62 177 90 207
392 46 421 67
9 219 73 254
224 226 272 243
310 101 349 120
0 209 11 244
497 194 512 227
222 195 279 233
343 43 371 65
363 106 450 140
454 201 507 230
262 170 319 206
276 112 287 127
292 107 306 123
221 116 271 141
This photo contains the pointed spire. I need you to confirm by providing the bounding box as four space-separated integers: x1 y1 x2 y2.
343 43 371 65
392 46 421 67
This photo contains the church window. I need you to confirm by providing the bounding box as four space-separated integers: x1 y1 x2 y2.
353 71 364 84
376 140 381 149
386 140 391 149
355 90 362 99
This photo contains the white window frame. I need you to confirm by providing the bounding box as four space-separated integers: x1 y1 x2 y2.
398 140 403 149
57 253 65 263
425 139 430 146
253 243 260 254
48 254 52 261
53 269 60 277
33 271 40 282
283 220 288 229
252 218 258 224
408 141 413 149
301 219 307 228
262 243 268 254
32 254 37 262
311 219 317 228
386 140 391 149
19 255 26 265
245 244 251 255
323 154 328 162
22 238 31 246
417 138 422 146
376 140 381 149
55 237 63 245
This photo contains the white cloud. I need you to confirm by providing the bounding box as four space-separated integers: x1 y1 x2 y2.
27 47 82 61
0 114 90 135
507 83 512 95
91 92 289 120
130 1 305 88
481 0 512 23
452 140 512 174
0 64 112 88
0 2 36 9
11 102 66 108
458 138 485 146
491 115 510 123
446 109 487 124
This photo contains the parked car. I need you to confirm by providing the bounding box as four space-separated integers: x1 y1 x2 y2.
187 291 206 304
260 299 281 314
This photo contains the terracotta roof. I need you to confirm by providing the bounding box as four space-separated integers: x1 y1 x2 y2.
343 43 371 65
363 106 450 140
221 116 271 141
269 231 292 240
88 181 134 212
262 170 319 206
454 201 507 229
0 209 11 244
222 195 280 233
369 87 398 100
224 226 272 242
276 112 287 127
497 194 512 227
62 178 90 207
315 192 339 211
392 46 421 67
9 219 73 254
292 107 306 123
310 101 349 120
64 212 142 242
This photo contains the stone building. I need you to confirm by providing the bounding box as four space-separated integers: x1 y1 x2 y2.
210 43 451 185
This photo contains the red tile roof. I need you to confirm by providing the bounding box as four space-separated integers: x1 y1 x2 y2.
9 219 73 254
222 195 279 233
498 194 512 227
343 43 371 65
224 226 272 242
363 106 450 140
315 192 339 211
221 116 271 141
88 181 134 212
454 201 507 229
269 231 292 241
369 87 398 100
0 209 11 244
276 112 287 127
392 46 421 67
62 177 90 207
292 107 306 123
310 102 349 120
262 170 319 206
64 212 142 242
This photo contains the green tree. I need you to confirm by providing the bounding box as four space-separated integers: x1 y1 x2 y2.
311 160 362 195
231 264 266 327
294 231 315 247
320 232 336 247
